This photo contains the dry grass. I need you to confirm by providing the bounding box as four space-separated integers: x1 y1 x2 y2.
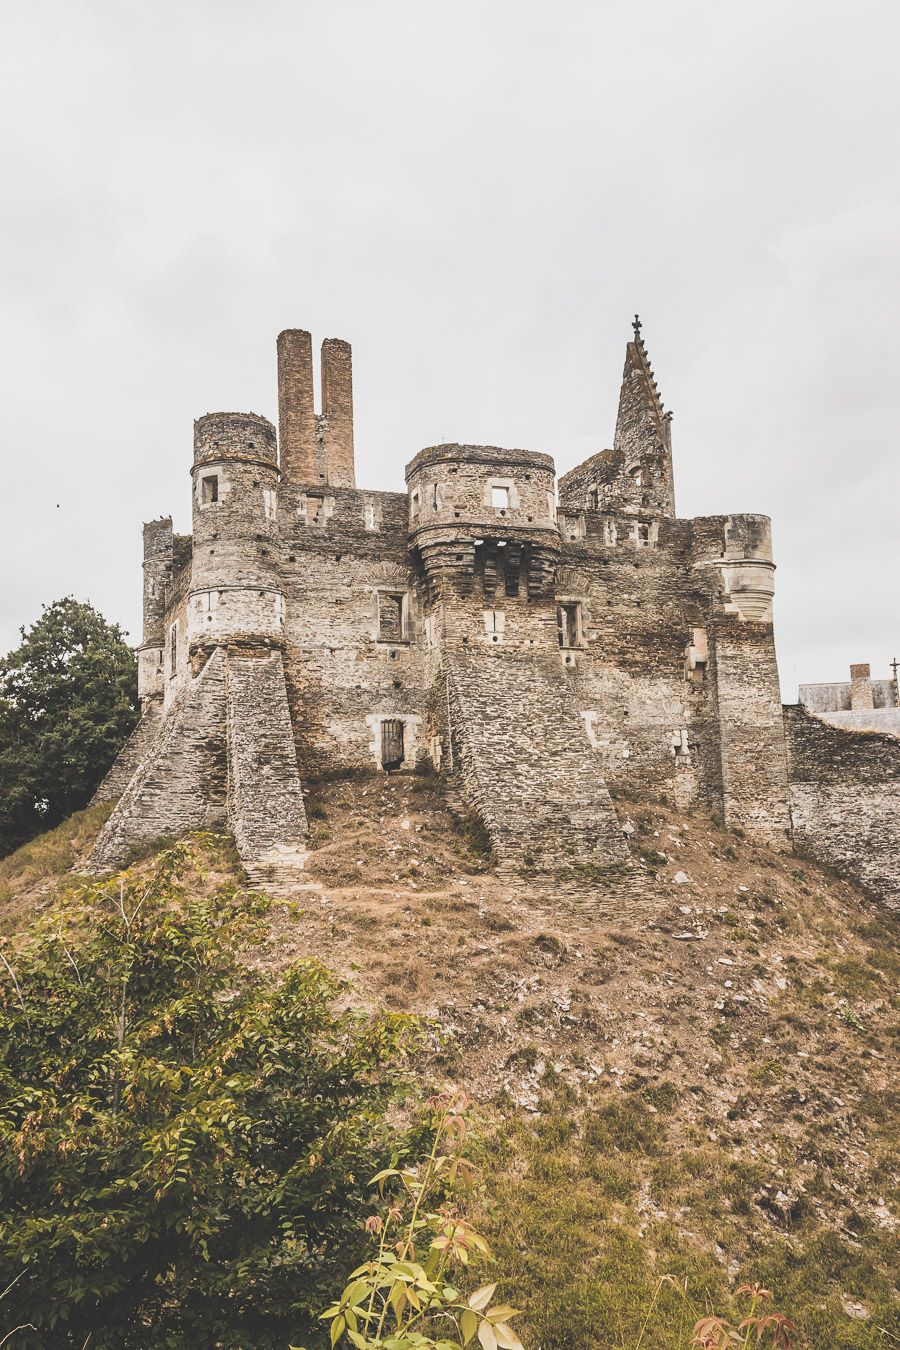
0 799 115 930
3 778 900 1345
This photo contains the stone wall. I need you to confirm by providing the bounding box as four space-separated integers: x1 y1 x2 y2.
551 510 717 815
784 704 900 907
278 484 426 776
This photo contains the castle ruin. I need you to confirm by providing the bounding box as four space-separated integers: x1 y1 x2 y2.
90 322 900 907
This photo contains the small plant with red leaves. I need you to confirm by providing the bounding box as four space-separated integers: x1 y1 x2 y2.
294 1089 523 1350
691 1282 796 1349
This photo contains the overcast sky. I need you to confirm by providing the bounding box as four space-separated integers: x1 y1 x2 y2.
2 0 898 697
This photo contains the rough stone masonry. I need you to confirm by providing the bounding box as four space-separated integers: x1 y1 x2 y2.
89 319 900 907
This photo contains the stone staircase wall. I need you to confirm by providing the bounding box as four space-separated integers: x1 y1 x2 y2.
87 651 229 870
225 650 308 885
444 652 627 872
90 699 165 805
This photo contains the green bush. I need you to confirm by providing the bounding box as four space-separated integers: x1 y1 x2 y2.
0 840 424 1348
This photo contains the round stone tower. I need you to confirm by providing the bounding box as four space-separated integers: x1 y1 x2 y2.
690 513 776 623
187 412 285 656
405 444 560 597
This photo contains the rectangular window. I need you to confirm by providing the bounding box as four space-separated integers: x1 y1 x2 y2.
637 521 651 544
201 475 219 504
364 501 376 530
169 623 177 677
263 488 277 520
378 592 407 642
588 488 599 510
557 603 582 648
491 485 509 509
306 494 324 520
410 490 420 517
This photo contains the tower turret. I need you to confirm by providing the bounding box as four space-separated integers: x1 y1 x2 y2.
187 412 285 657
405 444 560 602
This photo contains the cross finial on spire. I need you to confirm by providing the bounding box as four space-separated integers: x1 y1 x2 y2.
633 314 642 338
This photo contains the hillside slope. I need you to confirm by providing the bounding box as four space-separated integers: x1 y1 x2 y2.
2 775 898 1348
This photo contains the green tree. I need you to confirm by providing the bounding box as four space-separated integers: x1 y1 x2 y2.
0 597 139 857
0 839 424 1348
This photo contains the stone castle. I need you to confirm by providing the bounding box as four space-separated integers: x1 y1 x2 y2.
89 321 900 907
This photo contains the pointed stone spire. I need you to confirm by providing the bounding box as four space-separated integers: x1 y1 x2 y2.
611 316 675 518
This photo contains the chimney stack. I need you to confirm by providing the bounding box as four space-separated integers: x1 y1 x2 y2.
849 663 874 711
276 329 355 488
320 338 355 488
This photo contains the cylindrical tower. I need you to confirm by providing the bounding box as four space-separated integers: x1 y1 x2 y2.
187 412 285 655
690 513 776 622
138 517 173 704
405 444 560 598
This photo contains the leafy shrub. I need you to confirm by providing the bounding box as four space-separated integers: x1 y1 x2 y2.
0 840 424 1348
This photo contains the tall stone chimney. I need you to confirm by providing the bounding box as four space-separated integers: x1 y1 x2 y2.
320 338 355 488
276 329 355 488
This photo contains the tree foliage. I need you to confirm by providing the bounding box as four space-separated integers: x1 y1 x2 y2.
0 839 424 1348
313 1090 523 1350
0 597 139 857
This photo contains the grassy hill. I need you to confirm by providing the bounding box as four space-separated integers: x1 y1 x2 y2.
1 774 898 1348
